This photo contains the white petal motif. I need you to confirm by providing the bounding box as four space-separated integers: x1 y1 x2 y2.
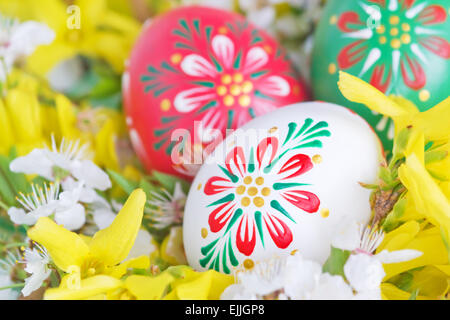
212 35 235 70
258 76 290 97
180 54 217 78
243 47 269 74
174 87 216 113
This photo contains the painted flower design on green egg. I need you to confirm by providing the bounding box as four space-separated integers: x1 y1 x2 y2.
312 0 450 150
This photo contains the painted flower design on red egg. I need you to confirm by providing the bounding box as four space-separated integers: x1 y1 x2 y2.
124 7 308 179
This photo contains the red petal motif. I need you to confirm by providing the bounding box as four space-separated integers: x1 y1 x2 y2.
278 154 313 180
400 54 426 90
264 214 293 249
282 190 320 213
370 65 392 93
204 176 232 195
225 146 247 178
367 0 386 7
236 214 256 256
337 40 367 69
420 36 450 59
337 12 364 33
417 5 447 25
257 137 279 169
208 202 235 232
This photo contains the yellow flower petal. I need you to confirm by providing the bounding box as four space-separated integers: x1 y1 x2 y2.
407 97 450 141
399 155 450 232
382 227 448 280
410 266 449 298
338 71 411 118
381 283 431 300
28 217 90 272
165 270 234 300
106 255 150 279
125 273 174 300
44 275 122 300
89 189 146 266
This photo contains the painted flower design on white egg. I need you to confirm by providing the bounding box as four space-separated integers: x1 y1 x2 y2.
199 119 331 273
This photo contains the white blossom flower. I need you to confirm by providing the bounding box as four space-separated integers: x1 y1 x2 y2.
8 183 60 226
20 244 51 297
332 219 423 297
127 229 157 260
146 182 186 229
0 15 55 80
221 252 355 300
10 136 111 191
0 251 20 300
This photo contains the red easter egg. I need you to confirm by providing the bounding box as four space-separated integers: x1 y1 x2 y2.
123 6 310 179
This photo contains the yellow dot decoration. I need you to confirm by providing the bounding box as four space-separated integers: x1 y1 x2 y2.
312 154 323 164
236 185 246 195
248 187 258 196
291 249 299 256
321 208 330 218
379 36 387 45
160 99 171 111
230 84 242 96
419 89 430 102
402 23 411 32
197 183 202 190
391 39 401 49
255 177 264 185
201 228 208 238
376 25 385 34
263 45 272 54
328 63 337 74
233 73 243 83
217 85 227 96
401 34 411 44
244 176 253 184
389 15 400 25
243 259 254 270
221 74 232 84
329 15 338 24
239 95 251 107
224 95 235 107
261 187 271 196
242 81 253 94
218 26 228 34
390 28 399 36
170 53 182 64
253 197 265 208
268 127 278 134
241 197 251 207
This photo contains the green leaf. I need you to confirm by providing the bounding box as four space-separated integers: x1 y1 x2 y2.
151 170 190 194
382 197 407 232
322 246 351 278
107 169 139 195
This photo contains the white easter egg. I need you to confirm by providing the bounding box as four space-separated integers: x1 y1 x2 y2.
183 102 382 274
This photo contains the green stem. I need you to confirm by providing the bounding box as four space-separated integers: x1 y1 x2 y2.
4 242 28 249
0 282 24 291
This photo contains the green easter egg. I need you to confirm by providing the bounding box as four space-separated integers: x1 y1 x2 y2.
312 0 450 152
